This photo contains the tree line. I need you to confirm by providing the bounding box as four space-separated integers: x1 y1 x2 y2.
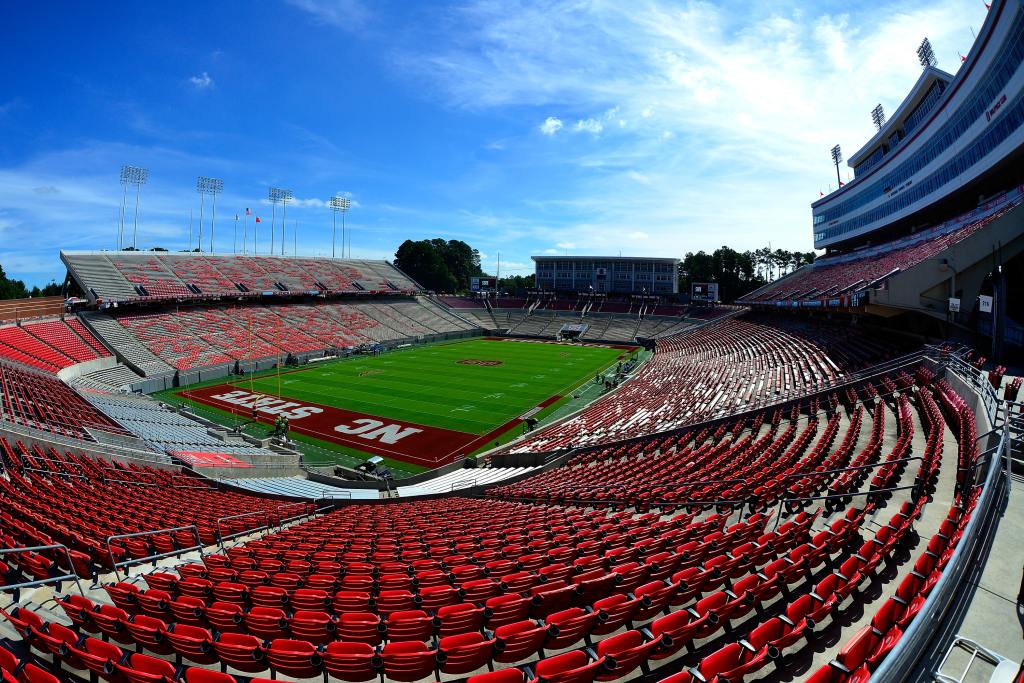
394 239 485 293
392 239 816 302
0 263 64 300
680 246 815 303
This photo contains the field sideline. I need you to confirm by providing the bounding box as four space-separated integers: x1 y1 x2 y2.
174 338 636 468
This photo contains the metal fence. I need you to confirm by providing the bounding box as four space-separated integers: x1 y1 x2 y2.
0 545 87 597
105 525 204 582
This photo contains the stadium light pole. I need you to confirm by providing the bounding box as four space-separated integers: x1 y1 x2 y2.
871 104 886 130
329 195 351 259
831 145 842 188
268 187 292 256
197 176 223 253
268 188 279 255
120 165 148 249
118 168 129 249
197 179 206 252
917 37 937 68
280 189 293 256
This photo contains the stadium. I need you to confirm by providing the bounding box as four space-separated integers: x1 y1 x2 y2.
0 2 1022 683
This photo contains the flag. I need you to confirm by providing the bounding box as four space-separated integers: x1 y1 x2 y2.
245 208 251 216
255 217 262 223
959 52 967 62
839 180 845 187
984 2 990 8
234 214 238 221
819 190 824 197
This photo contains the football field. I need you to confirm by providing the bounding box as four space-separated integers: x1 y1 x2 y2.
178 338 635 468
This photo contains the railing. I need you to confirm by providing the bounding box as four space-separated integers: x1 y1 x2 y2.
869 423 1009 682
0 545 87 597
503 345 940 462
316 491 352 501
215 511 272 547
276 502 317 526
106 525 204 582
481 478 923 520
452 479 477 491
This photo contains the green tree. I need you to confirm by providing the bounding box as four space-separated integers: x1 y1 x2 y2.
497 274 535 294
0 263 30 300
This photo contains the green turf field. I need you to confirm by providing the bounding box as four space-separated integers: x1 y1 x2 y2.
241 338 628 435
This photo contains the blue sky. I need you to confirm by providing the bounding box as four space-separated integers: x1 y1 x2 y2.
0 0 987 286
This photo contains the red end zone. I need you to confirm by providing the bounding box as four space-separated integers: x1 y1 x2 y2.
180 384 504 468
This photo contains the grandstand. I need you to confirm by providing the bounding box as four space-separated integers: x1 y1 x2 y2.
0 1 1021 681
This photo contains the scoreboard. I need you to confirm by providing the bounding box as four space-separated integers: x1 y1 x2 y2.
470 277 496 292
691 282 719 302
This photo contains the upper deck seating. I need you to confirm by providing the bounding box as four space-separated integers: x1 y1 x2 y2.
740 192 1021 305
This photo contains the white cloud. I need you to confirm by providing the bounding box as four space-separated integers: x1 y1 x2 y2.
285 0 370 30
543 248 559 254
539 116 563 135
406 0 982 258
556 241 576 250
574 118 603 134
188 72 213 89
628 231 649 240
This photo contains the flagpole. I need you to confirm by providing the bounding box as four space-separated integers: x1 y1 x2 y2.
243 211 248 255
233 214 238 254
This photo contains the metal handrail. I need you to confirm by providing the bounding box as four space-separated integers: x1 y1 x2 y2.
505 346 938 461
869 423 1008 682
215 511 271 547
23 468 88 480
106 525 203 581
317 491 352 500
0 544 87 596
277 503 317 526
780 455 922 480
488 478 919 515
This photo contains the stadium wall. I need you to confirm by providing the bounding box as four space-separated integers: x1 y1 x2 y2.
55 355 118 382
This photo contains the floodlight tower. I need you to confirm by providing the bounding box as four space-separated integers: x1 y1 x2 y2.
279 189 293 256
329 195 351 259
830 145 843 188
120 165 148 249
871 104 886 130
197 176 223 253
917 37 937 68
268 187 292 256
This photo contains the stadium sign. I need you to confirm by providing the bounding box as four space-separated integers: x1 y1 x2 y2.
691 282 719 302
471 277 496 292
